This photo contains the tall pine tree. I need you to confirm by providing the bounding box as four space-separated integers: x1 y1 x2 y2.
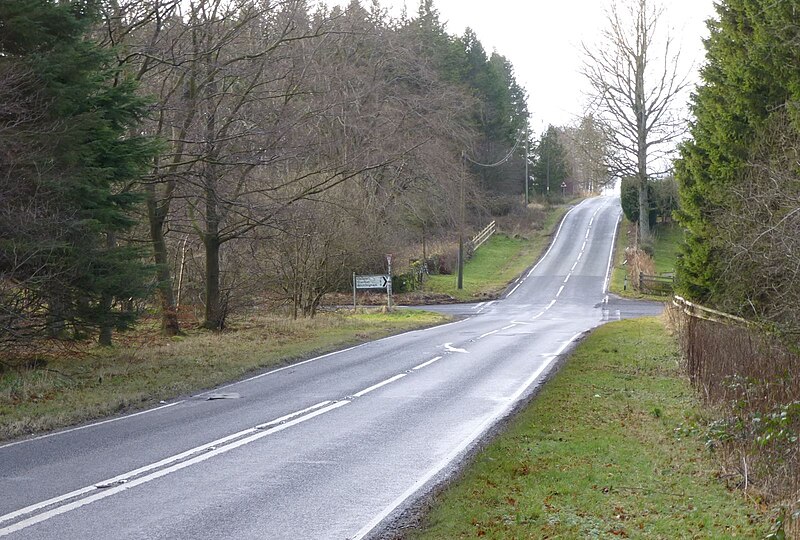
531 126 568 195
0 0 158 345
675 0 796 302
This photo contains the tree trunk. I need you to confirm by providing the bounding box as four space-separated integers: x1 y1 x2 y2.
146 187 180 336
98 309 113 346
201 123 224 329
201 55 224 331
203 233 223 330
46 295 67 339
637 174 650 242
635 6 651 244
98 231 116 346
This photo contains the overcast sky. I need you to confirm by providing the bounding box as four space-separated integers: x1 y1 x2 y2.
331 0 718 134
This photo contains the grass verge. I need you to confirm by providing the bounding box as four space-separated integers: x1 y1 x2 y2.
609 220 681 300
0 308 448 442
652 223 683 274
423 206 569 302
608 217 631 296
410 317 768 539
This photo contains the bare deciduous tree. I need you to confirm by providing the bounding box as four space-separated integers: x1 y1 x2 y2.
89 0 484 332
583 0 689 241
558 115 611 194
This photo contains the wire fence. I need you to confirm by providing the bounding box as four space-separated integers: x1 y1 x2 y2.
670 296 799 536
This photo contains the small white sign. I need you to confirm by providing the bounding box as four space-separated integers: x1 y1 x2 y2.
355 275 391 289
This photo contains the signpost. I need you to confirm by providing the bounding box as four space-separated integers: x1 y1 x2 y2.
352 273 392 310
386 254 393 310
352 254 394 310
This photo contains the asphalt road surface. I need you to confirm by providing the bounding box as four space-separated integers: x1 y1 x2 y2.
0 196 663 539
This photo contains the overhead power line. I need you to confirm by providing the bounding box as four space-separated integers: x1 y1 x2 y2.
463 128 526 168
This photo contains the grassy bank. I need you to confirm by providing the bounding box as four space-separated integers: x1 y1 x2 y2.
652 223 682 274
609 217 631 295
0 309 448 442
410 318 767 539
609 220 682 299
423 206 569 301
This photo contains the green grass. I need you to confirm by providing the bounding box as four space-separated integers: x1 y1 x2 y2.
652 223 683 274
410 318 768 539
609 220 682 299
609 216 630 296
423 207 569 301
0 308 449 441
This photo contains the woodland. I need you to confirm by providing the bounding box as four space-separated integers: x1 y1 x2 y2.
2 0 605 345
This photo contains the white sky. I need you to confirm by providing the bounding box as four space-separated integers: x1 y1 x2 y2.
332 0 718 133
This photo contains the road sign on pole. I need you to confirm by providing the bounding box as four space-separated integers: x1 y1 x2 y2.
355 275 391 289
386 254 393 310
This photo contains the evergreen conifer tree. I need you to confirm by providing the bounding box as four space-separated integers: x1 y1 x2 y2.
0 0 158 344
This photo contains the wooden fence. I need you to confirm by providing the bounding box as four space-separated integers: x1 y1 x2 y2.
638 272 674 295
471 220 496 251
672 295 754 327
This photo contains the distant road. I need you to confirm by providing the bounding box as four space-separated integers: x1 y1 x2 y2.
0 195 661 539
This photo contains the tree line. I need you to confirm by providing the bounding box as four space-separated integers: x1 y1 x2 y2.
676 0 800 346
0 0 534 345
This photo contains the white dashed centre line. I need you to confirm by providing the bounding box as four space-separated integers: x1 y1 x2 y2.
353 374 406 398
412 356 442 370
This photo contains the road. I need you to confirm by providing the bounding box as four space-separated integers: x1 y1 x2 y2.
0 195 662 539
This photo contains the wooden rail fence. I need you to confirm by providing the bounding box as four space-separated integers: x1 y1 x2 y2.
471 220 496 251
638 272 675 295
672 295 754 327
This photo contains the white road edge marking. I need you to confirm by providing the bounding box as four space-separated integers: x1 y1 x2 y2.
0 401 333 526
603 210 622 293
0 401 348 537
509 201 590 300
350 332 584 540
506 281 523 297
0 401 185 451
4 318 474 450
528 205 578 278
353 374 406 398
208 317 471 393
412 357 442 370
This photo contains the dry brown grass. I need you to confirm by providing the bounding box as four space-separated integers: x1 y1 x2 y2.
0 308 449 442
670 303 800 537
625 245 656 289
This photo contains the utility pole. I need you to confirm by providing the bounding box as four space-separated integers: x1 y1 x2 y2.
524 122 529 205
546 150 550 194
457 151 465 290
